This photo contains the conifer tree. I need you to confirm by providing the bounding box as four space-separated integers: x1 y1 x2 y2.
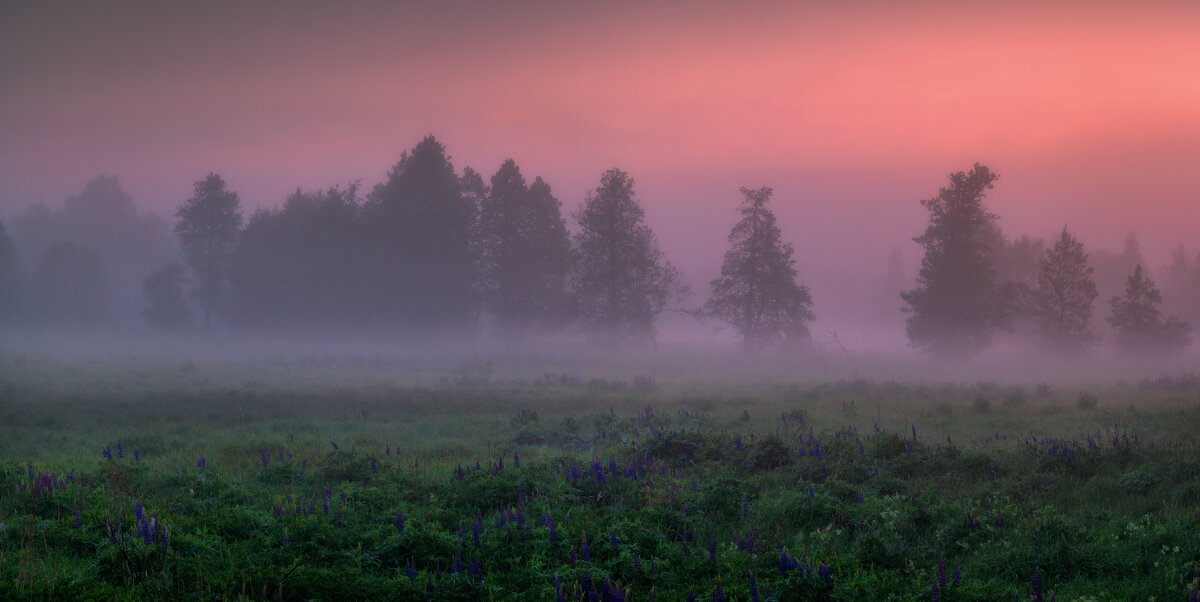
1030 227 1099 354
704 186 814 352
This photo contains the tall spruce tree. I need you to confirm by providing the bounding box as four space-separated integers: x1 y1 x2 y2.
704 186 814 352
1030 227 1099 354
365 136 475 332
571 168 683 346
1107 264 1192 354
901 163 1012 356
174 173 243 330
477 160 572 336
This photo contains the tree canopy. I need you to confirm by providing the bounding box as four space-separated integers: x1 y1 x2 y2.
901 163 1012 357
1107 264 1192 355
704 186 814 352
1030 227 1099 354
571 168 684 346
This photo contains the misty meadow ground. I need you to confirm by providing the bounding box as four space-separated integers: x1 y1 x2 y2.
2 357 1200 600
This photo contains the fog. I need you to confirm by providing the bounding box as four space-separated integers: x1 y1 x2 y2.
2 3 1198 386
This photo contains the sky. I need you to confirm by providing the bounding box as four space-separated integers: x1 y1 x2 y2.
2 1 1199 333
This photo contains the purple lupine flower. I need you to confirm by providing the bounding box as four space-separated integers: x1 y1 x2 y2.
456 464 464 480
406 560 416 581
610 531 618 550
134 450 141 462
273 502 282 518
952 564 961 587
329 440 339 451
707 533 716 564
937 557 946 591
261 450 269 468
742 498 750 517
711 581 725 602
472 516 481 548
581 533 590 561
103 447 112 460
197 456 206 469
116 443 124 459
371 456 378 475
748 572 759 602
73 504 81 529
1032 570 1043 602
548 514 557 543
514 452 520 469
735 435 743 451
396 510 405 533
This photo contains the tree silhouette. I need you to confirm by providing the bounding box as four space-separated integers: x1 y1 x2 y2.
229 184 362 330
11 175 174 324
0 219 21 325
571 168 684 346
142 262 192 330
477 160 573 336
175 173 243 330
364 136 475 332
901 163 1012 357
1030 227 1099 354
1107 264 1192 354
704 186 814 352
29 242 109 326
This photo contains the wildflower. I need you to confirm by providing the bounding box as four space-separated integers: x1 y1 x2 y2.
748 572 759 602
396 510 405 533
329 441 339 451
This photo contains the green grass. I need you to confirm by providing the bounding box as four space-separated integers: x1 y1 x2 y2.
1 358 1199 600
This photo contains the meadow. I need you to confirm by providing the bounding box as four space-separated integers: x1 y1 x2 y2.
2 352 1199 601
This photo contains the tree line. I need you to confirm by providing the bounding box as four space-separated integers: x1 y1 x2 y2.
0 139 1196 356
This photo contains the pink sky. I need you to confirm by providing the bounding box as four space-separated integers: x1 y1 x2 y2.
3 1 1199 313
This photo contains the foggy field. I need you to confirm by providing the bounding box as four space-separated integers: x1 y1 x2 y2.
3 355 1200 600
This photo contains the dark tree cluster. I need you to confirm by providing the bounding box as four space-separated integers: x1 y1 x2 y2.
160 138 697 346
3 139 1192 358
903 164 1193 357
0 176 175 328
